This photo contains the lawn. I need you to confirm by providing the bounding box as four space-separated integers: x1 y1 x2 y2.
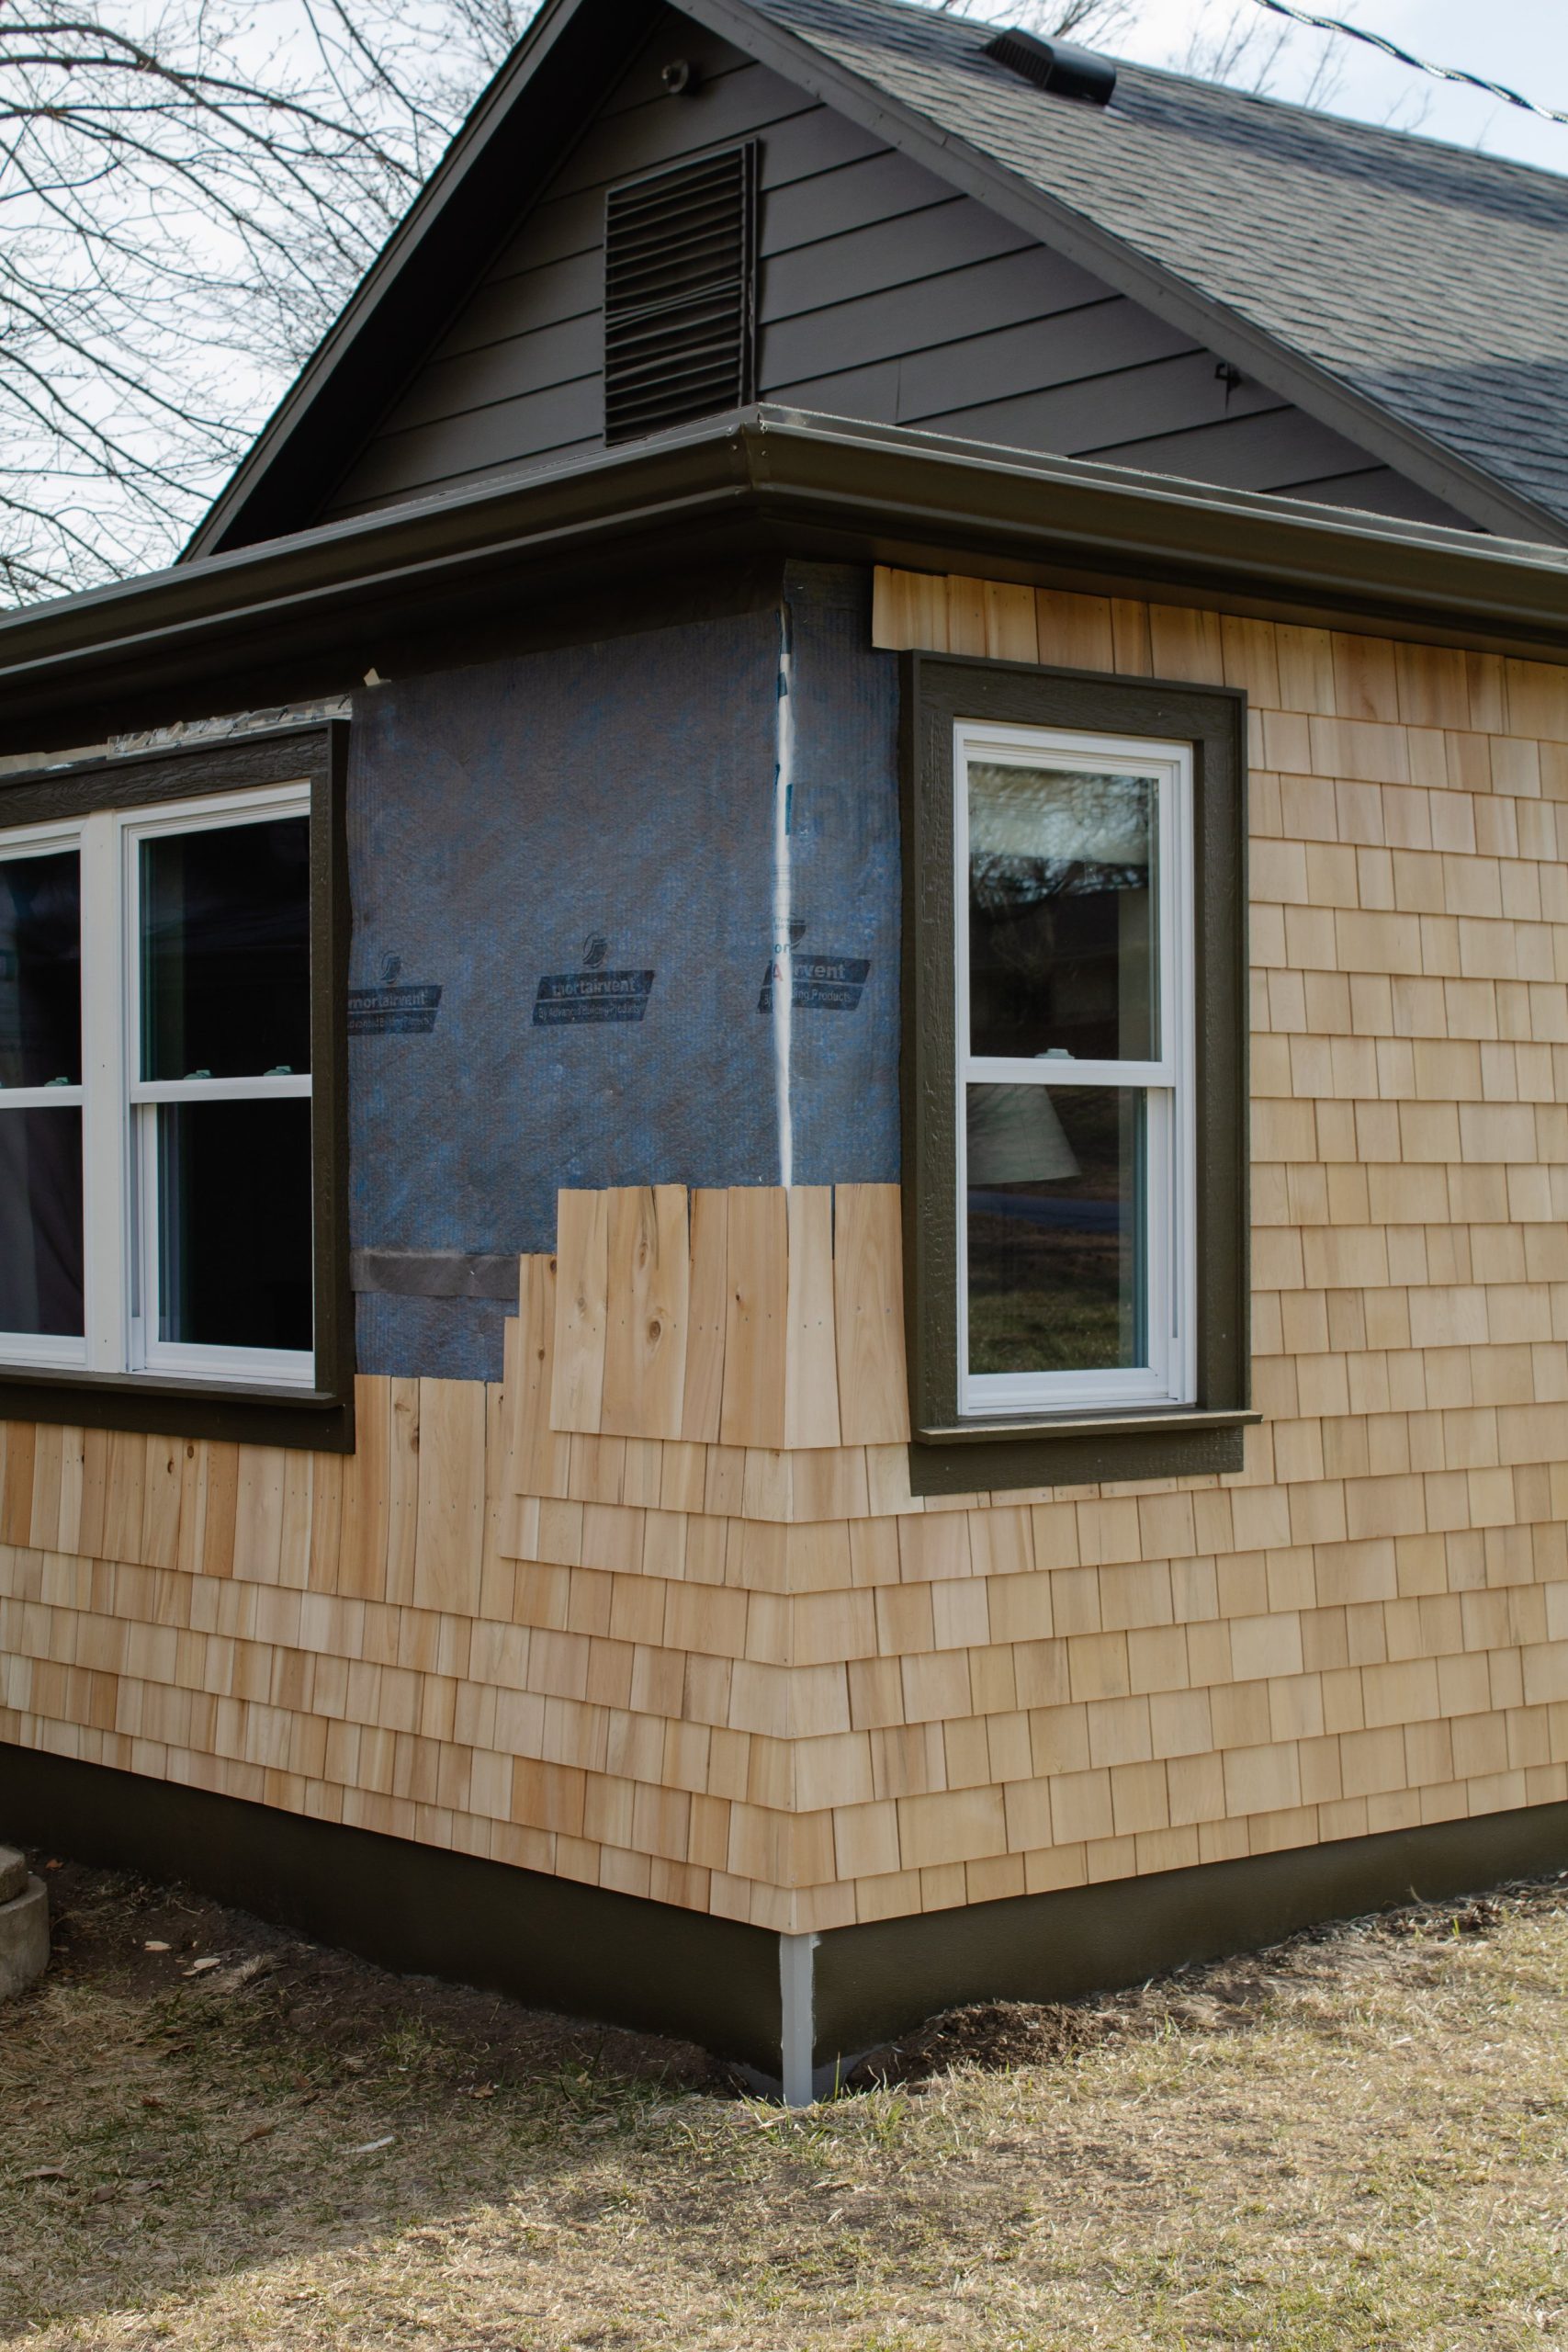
5 1858 1568 2349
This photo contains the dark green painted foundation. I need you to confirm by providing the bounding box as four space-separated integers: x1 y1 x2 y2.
813 1802 1568 2059
0 1742 782 2068
6 1741 1565 2082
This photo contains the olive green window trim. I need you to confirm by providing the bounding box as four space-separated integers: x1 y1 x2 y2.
0 722 354 1453
900 653 1254 1496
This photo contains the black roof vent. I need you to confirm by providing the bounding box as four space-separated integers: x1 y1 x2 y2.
982 28 1117 106
604 143 758 445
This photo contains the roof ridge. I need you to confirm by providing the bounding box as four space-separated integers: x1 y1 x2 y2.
1112 51 1568 190
756 0 1568 194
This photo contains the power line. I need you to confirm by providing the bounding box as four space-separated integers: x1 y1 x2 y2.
1245 0 1568 128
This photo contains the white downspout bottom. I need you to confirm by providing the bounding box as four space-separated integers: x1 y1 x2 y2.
779 1929 819 2107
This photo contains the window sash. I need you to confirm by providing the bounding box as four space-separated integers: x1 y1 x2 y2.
131 1099 314 1385
122 789 314 1385
0 820 86 1363
953 720 1196 1418
0 816 84 1107
0 782 315 1385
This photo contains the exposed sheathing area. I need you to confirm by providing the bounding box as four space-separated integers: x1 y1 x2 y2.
7 576 1568 1936
774 564 901 1188
346 567 897 1382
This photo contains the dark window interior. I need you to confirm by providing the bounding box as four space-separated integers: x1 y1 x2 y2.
141 817 310 1081
0 850 81 1087
967 764 1155 1062
156 1099 313 1351
0 850 85 1339
966 1083 1143 1376
0 1108 84 1337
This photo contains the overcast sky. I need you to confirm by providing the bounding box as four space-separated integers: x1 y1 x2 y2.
1103 0 1568 175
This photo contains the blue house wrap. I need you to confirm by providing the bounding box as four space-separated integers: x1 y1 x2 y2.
346 564 900 1378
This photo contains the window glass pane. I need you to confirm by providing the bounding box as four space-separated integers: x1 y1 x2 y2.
141 817 310 1080
0 1108 84 1336
968 763 1156 1061
155 1100 312 1351
966 1084 1145 1375
0 850 80 1088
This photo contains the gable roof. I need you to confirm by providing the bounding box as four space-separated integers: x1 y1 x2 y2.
188 0 1568 560
718 0 1568 540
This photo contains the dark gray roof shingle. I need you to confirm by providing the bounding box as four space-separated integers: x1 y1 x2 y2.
745 0 1568 531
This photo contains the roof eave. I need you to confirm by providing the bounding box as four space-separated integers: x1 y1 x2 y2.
6 413 1568 753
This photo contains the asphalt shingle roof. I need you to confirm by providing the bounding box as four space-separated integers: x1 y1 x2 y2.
746 0 1568 533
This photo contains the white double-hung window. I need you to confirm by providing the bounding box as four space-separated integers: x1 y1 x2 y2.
0 782 315 1386
955 719 1196 1418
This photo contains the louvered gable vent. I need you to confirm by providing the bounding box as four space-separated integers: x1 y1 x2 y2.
604 144 758 444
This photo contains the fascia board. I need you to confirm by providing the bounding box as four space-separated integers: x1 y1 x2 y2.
0 426 761 706
748 413 1568 629
5 414 1568 733
761 431 1568 662
678 0 1568 548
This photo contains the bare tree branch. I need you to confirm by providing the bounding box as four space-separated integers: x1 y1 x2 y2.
0 0 525 605
933 0 1139 43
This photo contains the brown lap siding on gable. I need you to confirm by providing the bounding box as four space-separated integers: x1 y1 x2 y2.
319 8 1462 532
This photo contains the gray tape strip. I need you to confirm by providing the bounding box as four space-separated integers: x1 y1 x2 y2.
350 1250 520 1301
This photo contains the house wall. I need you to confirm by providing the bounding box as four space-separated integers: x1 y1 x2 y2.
320 10 1461 530
6 569 1568 1939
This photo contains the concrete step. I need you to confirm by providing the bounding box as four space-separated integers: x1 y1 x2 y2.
0 1846 27 1906
0 1876 50 2000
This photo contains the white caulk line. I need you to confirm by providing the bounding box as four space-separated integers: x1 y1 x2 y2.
772 602 795 1191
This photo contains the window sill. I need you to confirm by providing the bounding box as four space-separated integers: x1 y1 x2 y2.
908 1407 1261 1496
0 1364 354 1453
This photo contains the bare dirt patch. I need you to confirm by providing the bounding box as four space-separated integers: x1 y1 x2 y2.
6 1856 1568 2348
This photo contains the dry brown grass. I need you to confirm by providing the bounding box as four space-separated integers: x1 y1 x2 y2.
5 1859 1568 2349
